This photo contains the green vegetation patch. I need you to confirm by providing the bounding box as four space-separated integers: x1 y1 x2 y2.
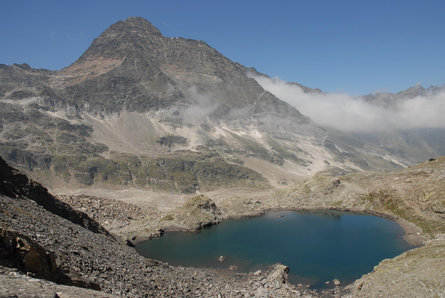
38 150 268 192
157 135 189 147
161 214 174 221
361 191 445 235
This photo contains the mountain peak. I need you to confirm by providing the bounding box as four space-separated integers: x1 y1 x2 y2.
111 17 162 36
75 17 164 61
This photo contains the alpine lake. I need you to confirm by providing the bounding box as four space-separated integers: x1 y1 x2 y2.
136 210 415 288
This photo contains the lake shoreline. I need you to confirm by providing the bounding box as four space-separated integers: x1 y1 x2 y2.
136 208 415 293
55 187 440 297
134 206 425 247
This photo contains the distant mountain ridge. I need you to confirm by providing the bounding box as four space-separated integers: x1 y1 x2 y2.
350 84 445 162
362 83 445 107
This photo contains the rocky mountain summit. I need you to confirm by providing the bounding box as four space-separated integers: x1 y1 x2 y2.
0 17 416 194
59 17 303 117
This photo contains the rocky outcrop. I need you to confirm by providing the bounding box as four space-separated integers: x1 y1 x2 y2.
0 230 100 290
56 193 222 242
247 264 320 297
164 194 223 230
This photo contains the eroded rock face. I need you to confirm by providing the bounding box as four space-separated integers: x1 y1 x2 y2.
1 231 57 279
0 230 100 290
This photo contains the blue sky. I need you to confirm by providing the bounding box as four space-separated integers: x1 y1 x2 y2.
1 0 444 95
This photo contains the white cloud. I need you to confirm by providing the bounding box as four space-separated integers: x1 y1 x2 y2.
181 87 220 125
251 74 445 132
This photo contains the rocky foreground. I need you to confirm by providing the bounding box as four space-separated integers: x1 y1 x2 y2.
1 156 347 297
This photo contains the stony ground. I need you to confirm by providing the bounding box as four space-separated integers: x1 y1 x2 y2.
0 266 119 298
55 194 160 242
347 237 445 297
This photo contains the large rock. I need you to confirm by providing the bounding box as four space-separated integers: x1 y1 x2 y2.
169 195 222 229
267 264 289 285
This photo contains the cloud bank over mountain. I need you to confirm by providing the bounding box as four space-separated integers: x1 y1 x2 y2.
251 74 445 132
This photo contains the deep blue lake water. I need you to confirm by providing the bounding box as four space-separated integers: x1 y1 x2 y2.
136 210 414 288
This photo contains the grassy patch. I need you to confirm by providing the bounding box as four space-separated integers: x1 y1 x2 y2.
362 191 445 235
161 214 174 221
157 135 188 147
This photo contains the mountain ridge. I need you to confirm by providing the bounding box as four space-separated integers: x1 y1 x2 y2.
0 17 438 193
